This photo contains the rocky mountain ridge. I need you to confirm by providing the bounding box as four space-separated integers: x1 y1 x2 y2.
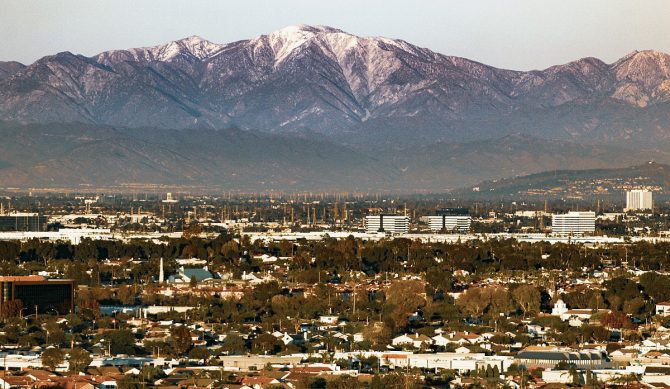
1 25 669 145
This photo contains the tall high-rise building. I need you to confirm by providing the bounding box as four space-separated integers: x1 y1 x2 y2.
426 208 471 233
551 211 596 235
365 215 410 234
626 190 653 211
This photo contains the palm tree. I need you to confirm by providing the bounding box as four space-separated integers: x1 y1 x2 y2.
560 364 581 386
612 373 641 389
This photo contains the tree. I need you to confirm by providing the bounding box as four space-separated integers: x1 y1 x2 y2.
601 311 634 330
271 295 292 317
612 373 641 388
370 373 419 389
361 323 392 351
79 299 101 319
456 287 489 318
221 334 247 355
183 223 202 239
220 240 240 260
604 277 639 311
585 369 599 388
41 348 65 371
104 330 136 355
117 375 143 389
489 287 514 317
0 300 23 320
513 285 541 318
252 333 282 355
385 280 426 329
623 297 646 316
425 268 455 295
116 285 136 305
326 375 359 389
188 347 210 362
68 347 92 372
561 364 581 386
171 326 193 356
640 272 670 301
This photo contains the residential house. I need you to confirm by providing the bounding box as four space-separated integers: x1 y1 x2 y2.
391 333 432 349
656 302 670 316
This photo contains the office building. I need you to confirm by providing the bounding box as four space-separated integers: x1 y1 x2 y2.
365 215 410 234
516 348 610 369
0 213 48 232
0 276 75 317
625 189 652 211
551 211 596 235
426 208 471 233
162 192 178 203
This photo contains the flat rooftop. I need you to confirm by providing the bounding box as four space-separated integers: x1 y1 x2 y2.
0 276 74 283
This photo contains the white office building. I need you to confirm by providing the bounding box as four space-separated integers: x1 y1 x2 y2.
625 190 652 211
552 211 596 235
365 215 410 234
162 192 178 203
426 215 471 233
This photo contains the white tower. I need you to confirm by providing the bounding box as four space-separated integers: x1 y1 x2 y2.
159 257 164 284
626 189 652 211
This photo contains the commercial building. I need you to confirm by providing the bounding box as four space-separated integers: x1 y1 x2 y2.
0 213 47 232
551 211 596 235
162 192 178 203
0 276 75 317
426 208 471 233
365 215 409 234
516 347 610 369
626 189 653 211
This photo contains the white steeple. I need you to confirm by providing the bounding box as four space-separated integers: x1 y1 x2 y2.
159 257 164 284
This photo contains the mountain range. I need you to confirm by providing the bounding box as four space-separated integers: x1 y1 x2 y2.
1 25 670 191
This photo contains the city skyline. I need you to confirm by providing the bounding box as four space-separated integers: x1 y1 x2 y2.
2 2 670 386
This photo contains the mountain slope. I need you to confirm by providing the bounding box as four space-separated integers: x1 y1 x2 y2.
0 122 397 190
1 26 670 145
454 162 670 199
0 122 668 191
0 61 25 80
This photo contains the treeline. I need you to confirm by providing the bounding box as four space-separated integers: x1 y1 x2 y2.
3 235 670 277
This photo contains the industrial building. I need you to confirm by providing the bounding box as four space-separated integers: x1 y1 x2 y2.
626 189 653 211
551 211 596 235
425 208 472 233
0 276 75 317
365 215 410 234
0 213 48 232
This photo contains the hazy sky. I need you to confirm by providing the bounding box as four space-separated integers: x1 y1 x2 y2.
2 0 669 70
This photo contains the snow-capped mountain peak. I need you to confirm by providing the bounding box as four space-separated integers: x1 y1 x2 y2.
256 25 345 64
3 25 670 146
612 50 670 78
94 35 224 64
145 35 224 61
